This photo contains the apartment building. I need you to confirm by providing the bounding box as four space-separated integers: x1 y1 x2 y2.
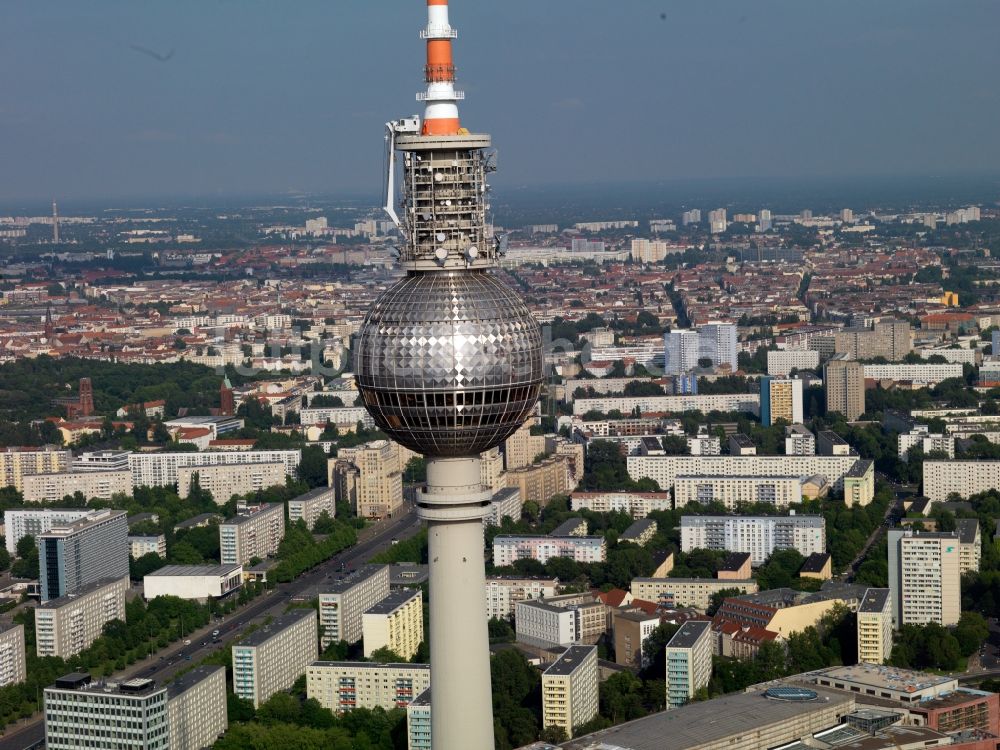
143 564 243 601
898 426 955 461
0 624 26 687
688 435 722 456
288 486 336 529
542 646 599 739
664 330 701 375
573 393 760 417
127 449 301 489
362 589 423 660
923 460 1000 502
515 599 579 649
319 564 391 647
38 509 129 601
785 424 816 456
299 406 375 427
0 446 71 492
504 417 547 470
332 440 410 519
480 447 506 493
22 470 132 503
166 666 228 750
233 609 318 707
128 534 166 558
307 661 430 713
178 461 286 500
834 320 912 361
219 503 285 566
407 688 432 750
699 324 738 370
621 518 657 546
630 578 758 609
824 356 865 421
485 577 559 620
36 577 128 658
674 475 806 510
888 529 961 627
816 431 854 456
665 621 713 709
628 455 873 504
483 487 522 527
957 519 981 574
569 491 672 518
857 588 893 666
505 455 575 505
760 377 803 426
680 515 826 565
493 535 607 567
44 673 169 750
767 350 820 377
614 610 661 669
3 508 92 555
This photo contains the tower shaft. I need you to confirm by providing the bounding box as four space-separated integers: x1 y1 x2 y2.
419 457 494 750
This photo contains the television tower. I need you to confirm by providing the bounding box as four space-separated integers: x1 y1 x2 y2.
52 201 59 244
356 2 543 748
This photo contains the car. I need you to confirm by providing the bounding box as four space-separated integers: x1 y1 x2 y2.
390 538 399 545
212 629 220 638
184 639 191 645
186 655 192 660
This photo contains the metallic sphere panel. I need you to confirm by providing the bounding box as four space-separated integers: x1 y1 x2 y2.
355 271 543 457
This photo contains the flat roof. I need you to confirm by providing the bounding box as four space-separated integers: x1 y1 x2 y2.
730 433 755 447
321 564 388 594
290 487 334 503
165 416 239 424
562 683 852 750
237 608 315 648
956 518 979 544
491 487 520 501
166 665 225 699
39 509 126 538
173 513 222 530
544 646 596 677
49 674 162 697
817 665 954 693
223 503 282 525
817 431 849 444
858 588 890 614
310 660 429 672
666 620 710 649
147 564 241 578
845 459 873 477
364 589 420 615
38 577 126 610
680 515 824 527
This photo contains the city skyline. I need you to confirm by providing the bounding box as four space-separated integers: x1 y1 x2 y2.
3 0 999 202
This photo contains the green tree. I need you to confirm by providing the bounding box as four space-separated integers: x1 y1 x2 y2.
297 445 329 488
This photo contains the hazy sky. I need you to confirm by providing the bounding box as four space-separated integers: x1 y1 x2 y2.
2 0 999 203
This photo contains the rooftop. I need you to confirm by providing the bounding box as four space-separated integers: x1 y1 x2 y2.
799 552 831 574
39 509 126 538
173 512 222 530
858 588 890 614
543 645 596 677
718 552 752 572
322 564 388 594
38 577 126 610
146 564 241 578
666 620 711 649
166 665 225 699
620 518 656 540
845 459 873 477
364 588 420 616
290 486 335 503
562 683 852 750
956 518 980 544
311 660 429 672
550 518 588 537
817 664 954 694
223 503 282 526
237 608 315 648
49 673 162 698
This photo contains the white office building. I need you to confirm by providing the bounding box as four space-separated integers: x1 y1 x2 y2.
143 564 243 602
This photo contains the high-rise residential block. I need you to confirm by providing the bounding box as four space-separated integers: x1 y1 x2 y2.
362 589 424 660
614 611 660 668
493 535 606 566
767 350 820 377
232 608 318 707
888 529 960 627
166 666 228 750
664 330 701 375
287 486 335 530
332 439 411 519
307 661 431 713
0 446 71 492
824 355 865 421
128 449 301 489
38 509 128 601
665 620 713 709
957 519 982 574
0 624 26 687
857 588 893 665
760 377 803 426
680 515 826 565
698 323 738 370
22 470 132 504
36 577 128 658
219 503 285 566
178 462 286 500
319 564 391 647
407 688 433 750
541 646 599 739
503 416 547 471
785 424 816 455
834 319 911 361
4 508 92 556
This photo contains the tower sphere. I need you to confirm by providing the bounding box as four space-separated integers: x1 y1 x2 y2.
355 270 543 457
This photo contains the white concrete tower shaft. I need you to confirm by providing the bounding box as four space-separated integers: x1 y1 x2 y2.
418 457 494 750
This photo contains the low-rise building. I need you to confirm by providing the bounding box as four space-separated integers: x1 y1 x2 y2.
857 588 893 666
36 577 128 658
485 577 559 621
0 624 26 687
319 564 391 647
233 608 318 707
128 534 166 559
716 552 752 580
665 621 713 709
630 578 758 610
287 486 335 530
620 518 657 546
542 646 599 739
143 564 243 601
219 503 285 566
799 552 833 580
362 589 423 660
307 661 431 713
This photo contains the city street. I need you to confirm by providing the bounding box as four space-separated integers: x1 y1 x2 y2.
0 504 422 750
